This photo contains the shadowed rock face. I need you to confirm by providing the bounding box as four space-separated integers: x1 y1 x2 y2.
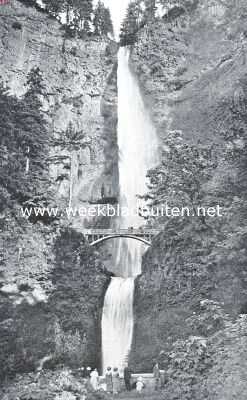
128 0 247 376
0 0 118 212
0 0 117 379
130 0 247 144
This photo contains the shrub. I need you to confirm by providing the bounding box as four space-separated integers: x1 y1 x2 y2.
12 21 22 30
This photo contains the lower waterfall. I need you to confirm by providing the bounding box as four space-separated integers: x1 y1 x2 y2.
101 47 158 373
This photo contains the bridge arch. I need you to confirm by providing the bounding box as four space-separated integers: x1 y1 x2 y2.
89 234 151 247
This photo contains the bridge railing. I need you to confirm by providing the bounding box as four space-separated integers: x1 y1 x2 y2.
82 228 160 235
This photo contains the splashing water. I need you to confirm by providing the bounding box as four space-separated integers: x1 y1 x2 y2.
101 47 159 373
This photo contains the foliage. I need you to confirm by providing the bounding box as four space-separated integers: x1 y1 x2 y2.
0 368 87 400
0 226 109 379
93 1 113 36
87 392 109 400
50 228 110 369
119 0 200 46
0 299 54 380
54 122 90 150
132 63 247 373
120 1 143 46
202 315 247 400
71 0 94 36
41 0 113 37
54 320 86 367
159 307 247 400
144 0 158 18
186 300 231 337
164 336 211 400
144 130 219 226
0 70 51 213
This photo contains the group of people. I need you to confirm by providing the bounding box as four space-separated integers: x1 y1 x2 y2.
105 367 121 394
105 364 145 394
79 366 121 394
78 362 161 394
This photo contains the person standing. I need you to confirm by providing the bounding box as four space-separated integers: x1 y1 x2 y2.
105 366 113 393
78 366 86 379
123 364 132 391
153 362 160 391
136 376 144 394
86 366 92 378
112 367 120 394
90 368 99 391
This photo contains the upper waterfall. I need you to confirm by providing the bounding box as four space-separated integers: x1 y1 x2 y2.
115 47 159 278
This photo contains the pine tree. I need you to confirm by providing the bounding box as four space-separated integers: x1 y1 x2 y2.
144 0 157 18
0 71 51 212
103 7 114 36
53 123 91 207
120 1 142 46
93 1 113 36
73 0 93 34
42 0 66 17
41 0 114 38
25 67 46 100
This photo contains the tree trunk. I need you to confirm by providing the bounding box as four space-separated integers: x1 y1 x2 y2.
25 146 30 174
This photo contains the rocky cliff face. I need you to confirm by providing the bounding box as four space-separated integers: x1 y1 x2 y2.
0 0 118 211
130 0 247 144
0 0 117 379
129 1 247 392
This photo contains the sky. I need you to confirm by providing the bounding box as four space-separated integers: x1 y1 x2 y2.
37 0 131 39
97 0 131 38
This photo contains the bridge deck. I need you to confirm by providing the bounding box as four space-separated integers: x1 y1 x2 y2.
82 228 160 246
82 228 160 235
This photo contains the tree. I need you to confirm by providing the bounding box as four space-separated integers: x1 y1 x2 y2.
41 0 93 35
53 122 91 207
33 0 114 38
120 1 142 45
93 1 113 36
144 0 157 19
25 67 46 101
0 70 51 212
144 131 219 225
72 0 93 35
42 0 66 17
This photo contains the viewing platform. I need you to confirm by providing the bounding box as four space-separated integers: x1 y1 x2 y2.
82 228 160 246
98 372 166 392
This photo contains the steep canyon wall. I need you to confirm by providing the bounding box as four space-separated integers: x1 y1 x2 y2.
0 0 117 377
129 3 247 397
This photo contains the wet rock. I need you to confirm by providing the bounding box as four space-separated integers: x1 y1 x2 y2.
1 284 19 295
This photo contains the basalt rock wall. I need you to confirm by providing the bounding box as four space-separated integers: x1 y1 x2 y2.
0 0 117 379
130 2 247 390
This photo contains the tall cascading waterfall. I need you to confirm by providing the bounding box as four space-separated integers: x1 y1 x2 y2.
101 47 159 373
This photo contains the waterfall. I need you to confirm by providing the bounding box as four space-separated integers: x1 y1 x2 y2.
101 47 158 373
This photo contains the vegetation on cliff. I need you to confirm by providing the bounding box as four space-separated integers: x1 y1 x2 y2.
129 0 247 398
18 0 113 37
0 0 116 385
161 302 247 400
119 0 196 45
0 68 51 213
0 227 110 381
0 64 111 377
